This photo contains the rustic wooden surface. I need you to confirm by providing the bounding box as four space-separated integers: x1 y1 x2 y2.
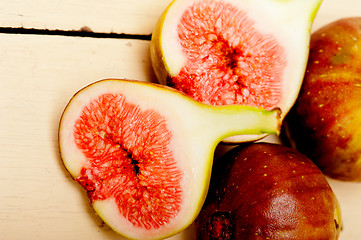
1 0 361 239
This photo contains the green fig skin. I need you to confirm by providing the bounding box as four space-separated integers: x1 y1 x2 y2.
283 17 361 181
195 143 342 240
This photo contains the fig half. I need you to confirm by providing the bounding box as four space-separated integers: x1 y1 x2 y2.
58 79 280 240
150 0 322 142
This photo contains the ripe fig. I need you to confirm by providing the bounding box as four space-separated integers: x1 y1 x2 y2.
195 143 342 240
283 17 361 181
150 0 322 142
58 79 280 240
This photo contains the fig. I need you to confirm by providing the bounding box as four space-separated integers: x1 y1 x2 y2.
58 79 280 240
150 0 322 142
283 17 361 181
195 143 342 240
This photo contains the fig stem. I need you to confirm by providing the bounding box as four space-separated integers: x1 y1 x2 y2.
201 105 282 142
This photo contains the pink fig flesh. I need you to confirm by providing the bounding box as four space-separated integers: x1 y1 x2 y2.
74 93 183 229
170 0 286 110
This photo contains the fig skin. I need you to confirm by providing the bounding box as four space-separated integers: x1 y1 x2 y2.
283 17 361 181
195 143 342 240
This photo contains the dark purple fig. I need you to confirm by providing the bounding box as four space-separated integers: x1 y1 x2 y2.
283 17 361 181
196 143 342 240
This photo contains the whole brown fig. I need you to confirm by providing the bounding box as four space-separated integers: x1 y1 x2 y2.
195 143 342 240
283 17 361 181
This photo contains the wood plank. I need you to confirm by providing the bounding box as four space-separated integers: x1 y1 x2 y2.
0 34 176 240
312 0 361 31
0 0 172 34
0 0 360 34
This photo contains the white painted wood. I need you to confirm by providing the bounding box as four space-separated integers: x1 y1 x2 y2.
0 34 164 240
312 0 361 31
1 0 361 239
0 0 172 34
0 0 360 34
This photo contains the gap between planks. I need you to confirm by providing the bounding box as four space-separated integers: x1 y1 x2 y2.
0 26 152 40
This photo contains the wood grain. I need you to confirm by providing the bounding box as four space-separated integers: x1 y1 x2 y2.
0 0 172 34
0 0 360 35
0 34 159 239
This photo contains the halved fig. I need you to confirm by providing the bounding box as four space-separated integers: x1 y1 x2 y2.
150 0 322 142
58 79 280 240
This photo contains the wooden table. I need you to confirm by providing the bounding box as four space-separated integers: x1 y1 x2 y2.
1 0 361 239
